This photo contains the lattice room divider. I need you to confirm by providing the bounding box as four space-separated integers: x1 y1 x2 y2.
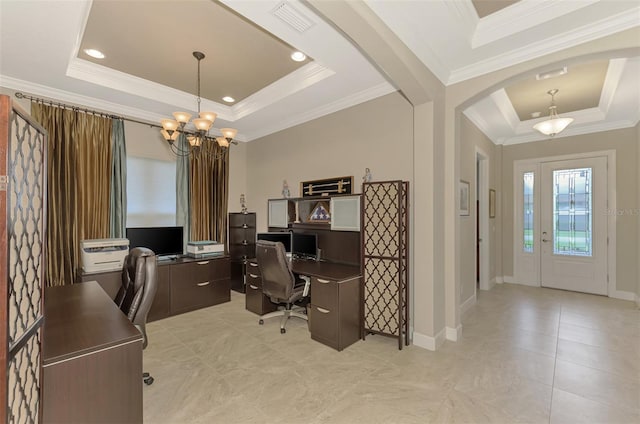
361 180 409 350
1 95 47 423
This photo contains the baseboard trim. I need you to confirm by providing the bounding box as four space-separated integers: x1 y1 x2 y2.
413 328 446 351
503 276 514 284
461 294 476 314
504 277 539 287
495 276 504 284
446 325 462 342
609 289 635 302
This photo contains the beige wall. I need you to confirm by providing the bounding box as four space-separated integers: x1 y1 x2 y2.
228 142 247 214
245 92 413 232
501 125 638 294
459 115 501 304
637 122 640 302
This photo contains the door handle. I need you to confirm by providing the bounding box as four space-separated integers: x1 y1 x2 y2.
542 239 549 242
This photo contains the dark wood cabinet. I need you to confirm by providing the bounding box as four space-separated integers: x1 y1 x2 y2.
308 274 361 351
78 256 231 322
147 265 171 321
244 260 278 315
170 258 231 314
228 212 256 293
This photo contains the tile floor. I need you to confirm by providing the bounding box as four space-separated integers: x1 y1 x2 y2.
143 284 639 423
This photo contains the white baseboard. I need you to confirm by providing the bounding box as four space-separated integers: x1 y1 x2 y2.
461 294 476 314
609 289 635 302
446 325 462 342
413 328 446 351
503 276 514 284
495 276 503 284
504 277 539 287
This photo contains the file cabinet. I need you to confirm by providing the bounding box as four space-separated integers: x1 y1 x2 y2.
228 212 256 293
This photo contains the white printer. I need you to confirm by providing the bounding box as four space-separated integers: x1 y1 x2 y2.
186 240 224 258
81 238 129 273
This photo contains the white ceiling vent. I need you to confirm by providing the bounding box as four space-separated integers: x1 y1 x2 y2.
272 2 315 33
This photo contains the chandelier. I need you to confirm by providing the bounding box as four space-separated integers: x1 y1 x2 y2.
533 89 574 137
160 51 238 154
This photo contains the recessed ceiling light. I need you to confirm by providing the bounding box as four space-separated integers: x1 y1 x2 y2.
222 96 235 103
531 111 542 118
291 51 306 62
84 49 105 59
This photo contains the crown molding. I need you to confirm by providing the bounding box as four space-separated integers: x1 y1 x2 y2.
500 118 637 145
232 62 335 120
472 0 598 48
448 7 640 84
490 89 520 129
244 81 396 141
66 58 235 120
0 74 166 123
462 106 494 142
443 0 478 34
599 58 627 113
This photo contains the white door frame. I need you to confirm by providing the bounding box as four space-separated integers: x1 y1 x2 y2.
476 147 490 292
512 150 616 296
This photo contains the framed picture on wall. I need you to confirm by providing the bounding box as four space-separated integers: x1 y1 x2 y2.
459 180 470 216
489 189 496 218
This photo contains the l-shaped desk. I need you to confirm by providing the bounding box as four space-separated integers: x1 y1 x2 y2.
246 258 362 351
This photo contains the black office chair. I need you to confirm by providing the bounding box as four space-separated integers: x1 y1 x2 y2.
115 247 158 385
256 240 310 334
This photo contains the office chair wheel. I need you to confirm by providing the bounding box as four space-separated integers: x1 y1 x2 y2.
259 319 264 325
143 374 154 385
280 328 286 334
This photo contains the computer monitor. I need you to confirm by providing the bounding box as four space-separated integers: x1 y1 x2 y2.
292 233 317 259
126 226 184 258
256 232 292 252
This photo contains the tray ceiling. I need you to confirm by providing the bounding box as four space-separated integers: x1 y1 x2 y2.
0 0 638 144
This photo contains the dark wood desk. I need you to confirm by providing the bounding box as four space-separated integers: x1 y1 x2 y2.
43 281 143 423
246 259 362 351
290 259 361 281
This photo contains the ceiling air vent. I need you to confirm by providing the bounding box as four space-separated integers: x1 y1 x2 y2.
272 2 315 33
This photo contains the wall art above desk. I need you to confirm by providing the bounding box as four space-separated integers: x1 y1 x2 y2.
300 176 353 197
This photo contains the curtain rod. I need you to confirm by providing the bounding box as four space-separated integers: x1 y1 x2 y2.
14 92 162 130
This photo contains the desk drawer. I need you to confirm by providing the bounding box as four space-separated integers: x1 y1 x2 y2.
246 260 260 276
309 303 338 347
230 244 256 260
229 213 256 227
170 260 230 314
171 278 228 314
210 257 231 280
189 260 213 282
245 282 277 315
310 277 338 310
229 228 255 244
246 271 261 288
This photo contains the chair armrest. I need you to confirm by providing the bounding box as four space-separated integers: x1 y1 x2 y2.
299 276 311 297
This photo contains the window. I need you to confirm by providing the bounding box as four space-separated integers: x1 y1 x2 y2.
126 156 176 227
553 168 592 256
523 172 534 253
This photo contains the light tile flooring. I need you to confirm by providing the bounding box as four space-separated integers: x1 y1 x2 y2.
143 284 639 423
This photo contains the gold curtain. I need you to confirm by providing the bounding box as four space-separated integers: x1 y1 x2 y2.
190 141 229 244
31 103 112 286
